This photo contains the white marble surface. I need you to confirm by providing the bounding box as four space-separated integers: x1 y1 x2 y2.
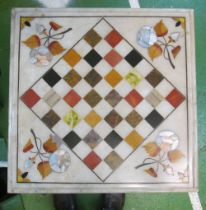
8 8 197 193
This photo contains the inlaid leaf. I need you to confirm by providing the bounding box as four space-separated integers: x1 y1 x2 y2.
154 20 168 37
37 161 52 179
143 142 160 157
172 46 181 59
168 149 184 163
148 43 163 60
145 167 157 177
23 139 34 153
43 137 58 153
23 35 41 48
48 41 65 55
49 21 62 31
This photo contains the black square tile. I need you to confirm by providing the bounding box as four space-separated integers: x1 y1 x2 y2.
84 49 102 67
105 130 122 149
63 131 81 149
43 69 61 87
125 49 143 67
84 69 102 87
42 110 60 128
145 110 164 128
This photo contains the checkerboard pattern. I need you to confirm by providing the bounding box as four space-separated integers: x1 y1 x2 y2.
20 19 185 181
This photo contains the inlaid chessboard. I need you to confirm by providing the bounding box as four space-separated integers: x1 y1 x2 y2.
8 9 197 193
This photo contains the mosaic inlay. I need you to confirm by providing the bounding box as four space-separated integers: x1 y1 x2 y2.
20 18 186 180
8 9 197 193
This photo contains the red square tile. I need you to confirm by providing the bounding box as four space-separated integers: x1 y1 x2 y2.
83 151 101 170
105 30 122 47
64 90 81 107
166 89 185 108
104 50 122 67
21 89 40 108
125 90 143 107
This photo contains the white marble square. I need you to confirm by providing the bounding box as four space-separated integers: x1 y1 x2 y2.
53 79 71 97
94 39 112 57
136 80 154 97
156 100 175 118
32 79 51 98
74 59 92 77
93 19 113 38
135 59 154 77
95 59 112 77
52 119 72 138
114 39 133 57
73 79 91 98
94 79 112 98
73 120 91 139
73 39 92 57
114 120 133 138
114 100 133 118
73 141 92 159
155 79 174 97
136 120 153 138
93 141 113 159
32 99 50 118
135 99 154 118
114 141 133 159
53 59 71 78
94 100 113 117
115 80 132 97
74 100 91 117
94 120 113 139
52 99 70 118
94 161 112 180
115 59 133 77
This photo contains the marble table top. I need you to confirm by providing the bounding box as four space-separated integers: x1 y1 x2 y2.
8 8 197 193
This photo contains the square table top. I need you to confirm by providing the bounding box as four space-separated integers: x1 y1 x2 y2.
8 8 197 193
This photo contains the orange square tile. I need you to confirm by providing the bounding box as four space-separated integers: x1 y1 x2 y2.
104 69 122 87
84 110 102 127
125 130 143 149
63 49 81 67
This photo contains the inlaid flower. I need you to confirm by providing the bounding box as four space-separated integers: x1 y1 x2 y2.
30 45 53 66
137 26 157 48
22 21 72 67
155 130 179 152
49 150 71 173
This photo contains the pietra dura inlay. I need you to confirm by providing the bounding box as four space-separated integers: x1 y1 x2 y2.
104 90 122 107
84 69 102 87
9 9 197 193
64 69 82 87
84 49 102 67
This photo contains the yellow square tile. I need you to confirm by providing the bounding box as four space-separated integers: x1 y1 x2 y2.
125 130 143 149
63 49 81 67
104 69 122 87
84 110 101 127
